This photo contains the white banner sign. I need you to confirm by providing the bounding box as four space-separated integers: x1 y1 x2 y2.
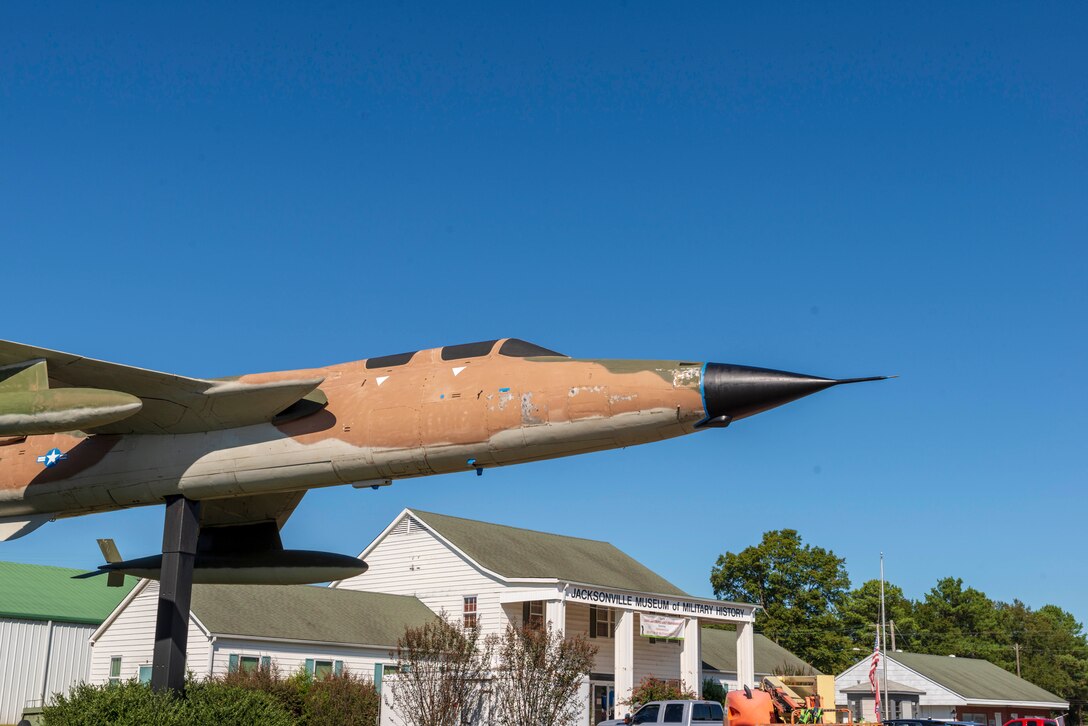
639 613 685 639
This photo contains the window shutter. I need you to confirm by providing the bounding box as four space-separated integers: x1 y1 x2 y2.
228 654 239 673
304 658 315 676
589 605 597 638
523 601 530 626
260 656 271 669
374 663 384 693
334 660 344 676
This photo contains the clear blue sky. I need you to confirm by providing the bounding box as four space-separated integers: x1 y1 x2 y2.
2 3 1086 633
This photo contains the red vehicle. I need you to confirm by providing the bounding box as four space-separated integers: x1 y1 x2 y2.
1004 719 1058 726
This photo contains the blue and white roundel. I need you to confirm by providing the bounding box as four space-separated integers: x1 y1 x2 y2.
36 448 68 468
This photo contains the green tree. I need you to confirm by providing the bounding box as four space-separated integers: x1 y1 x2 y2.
998 601 1088 724
710 529 851 673
913 577 1005 662
839 579 919 654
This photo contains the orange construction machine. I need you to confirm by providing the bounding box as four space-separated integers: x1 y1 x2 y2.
727 676 853 726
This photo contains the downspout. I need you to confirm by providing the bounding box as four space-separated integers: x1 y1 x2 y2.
38 620 55 705
207 636 217 678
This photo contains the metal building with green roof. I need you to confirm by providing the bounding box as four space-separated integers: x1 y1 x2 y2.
0 561 136 724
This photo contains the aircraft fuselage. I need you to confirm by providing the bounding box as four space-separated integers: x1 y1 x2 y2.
0 348 707 519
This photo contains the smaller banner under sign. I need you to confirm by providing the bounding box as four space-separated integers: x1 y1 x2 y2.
640 613 685 639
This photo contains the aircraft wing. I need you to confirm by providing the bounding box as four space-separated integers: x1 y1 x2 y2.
199 491 307 529
0 340 323 435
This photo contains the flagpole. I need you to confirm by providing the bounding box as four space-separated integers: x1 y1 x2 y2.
880 553 889 721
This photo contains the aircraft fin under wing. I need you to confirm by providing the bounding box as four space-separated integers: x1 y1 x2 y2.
0 340 324 435
0 514 51 542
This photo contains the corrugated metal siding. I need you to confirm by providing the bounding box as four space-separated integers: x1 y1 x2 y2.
0 617 48 722
90 581 209 684
0 617 94 722
45 622 95 699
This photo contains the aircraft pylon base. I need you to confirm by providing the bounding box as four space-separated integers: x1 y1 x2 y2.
150 495 201 694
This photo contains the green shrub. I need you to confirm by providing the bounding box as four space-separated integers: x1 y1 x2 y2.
219 662 308 719
703 678 728 704
43 681 181 726
183 681 295 725
42 680 294 726
302 669 380 726
43 664 381 725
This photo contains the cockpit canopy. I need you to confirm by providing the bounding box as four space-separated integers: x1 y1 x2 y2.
442 338 566 360
365 338 566 369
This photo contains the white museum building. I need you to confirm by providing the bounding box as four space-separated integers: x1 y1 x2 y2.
87 508 814 725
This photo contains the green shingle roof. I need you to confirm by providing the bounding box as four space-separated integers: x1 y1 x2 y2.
889 651 1066 705
190 584 436 647
701 626 819 676
0 560 137 625
410 509 687 596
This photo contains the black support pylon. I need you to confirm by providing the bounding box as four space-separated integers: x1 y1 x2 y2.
150 495 201 694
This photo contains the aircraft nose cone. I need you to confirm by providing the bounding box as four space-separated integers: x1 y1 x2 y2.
698 363 887 427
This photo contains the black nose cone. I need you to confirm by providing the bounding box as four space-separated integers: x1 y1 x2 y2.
698 363 887 427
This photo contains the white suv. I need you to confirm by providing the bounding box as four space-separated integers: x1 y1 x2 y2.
600 700 725 725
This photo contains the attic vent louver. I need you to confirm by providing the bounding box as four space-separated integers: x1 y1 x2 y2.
392 515 423 536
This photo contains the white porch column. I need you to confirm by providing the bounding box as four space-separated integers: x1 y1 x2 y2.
680 617 702 697
546 599 566 637
614 609 635 711
736 620 755 688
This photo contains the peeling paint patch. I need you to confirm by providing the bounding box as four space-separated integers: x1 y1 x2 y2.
520 392 545 425
672 366 701 388
568 385 604 397
609 393 637 404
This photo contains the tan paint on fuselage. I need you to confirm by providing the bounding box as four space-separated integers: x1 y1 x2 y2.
0 340 707 520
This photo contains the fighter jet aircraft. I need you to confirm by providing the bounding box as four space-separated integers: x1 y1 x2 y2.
0 338 886 584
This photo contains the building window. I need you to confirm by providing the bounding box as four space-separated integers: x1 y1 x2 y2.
523 600 545 629
589 605 615 638
463 595 478 629
109 656 122 685
305 658 343 679
314 660 334 679
228 654 270 673
138 665 152 685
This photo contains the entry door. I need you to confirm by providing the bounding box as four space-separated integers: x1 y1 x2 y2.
591 683 615 725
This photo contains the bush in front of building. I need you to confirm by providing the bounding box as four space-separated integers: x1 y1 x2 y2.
302 668 381 726
702 678 727 705
489 622 597 726
42 679 294 726
625 676 697 708
387 614 493 726
217 660 380 725
219 661 309 718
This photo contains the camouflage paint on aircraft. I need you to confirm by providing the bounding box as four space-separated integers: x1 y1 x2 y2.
0 337 886 581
